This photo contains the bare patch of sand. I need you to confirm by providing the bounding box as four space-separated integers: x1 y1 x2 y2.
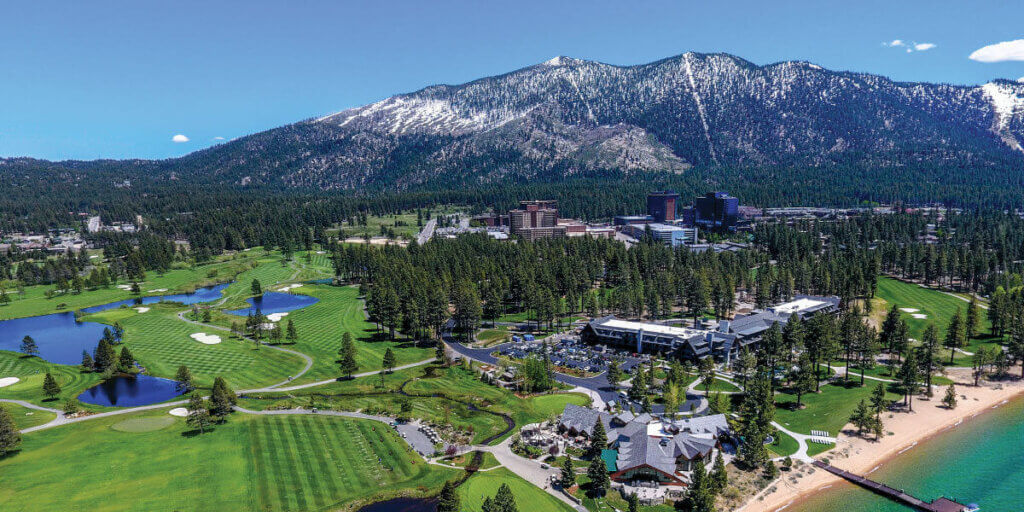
899 307 919 313
911 313 928 319
741 368 1024 512
135 307 150 313
276 284 303 292
266 312 289 322
189 333 222 345
168 407 189 417
0 377 20 388
148 288 168 293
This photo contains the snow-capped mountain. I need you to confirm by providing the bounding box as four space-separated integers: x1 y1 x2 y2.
173 52 1024 189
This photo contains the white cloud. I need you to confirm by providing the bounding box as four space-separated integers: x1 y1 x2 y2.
1018 77 1024 83
884 39 936 53
171 134 190 143
212 136 225 141
969 39 1024 63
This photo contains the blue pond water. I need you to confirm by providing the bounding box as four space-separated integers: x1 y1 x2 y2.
77 374 185 407
226 292 319 316
79 283 230 314
0 313 108 365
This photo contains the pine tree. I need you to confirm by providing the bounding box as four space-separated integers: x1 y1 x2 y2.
0 405 21 456
493 483 518 512
382 348 396 374
175 365 194 392
210 377 235 419
606 359 622 388
80 350 94 371
965 298 980 339
942 383 957 409
792 351 816 408
19 335 38 357
711 451 728 493
436 480 460 512
186 394 212 434
586 456 609 498
339 332 359 378
627 493 639 512
286 319 297 341
118 346 135 372
869 381 888 421
251 279 263 297
42 373 61 399
559 454 576 488
850 399 871 436
93 337 116 372
62 398 80 415
687 459 717 512
588 420 607 459
944 309 966 365
898 350 920 411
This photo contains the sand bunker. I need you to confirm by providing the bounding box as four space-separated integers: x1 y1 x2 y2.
0 377 20 388
148 288 168 293
189 333 222 345
135 307 150 313
168 407 189 417
266 312 289 322
276 284 303 292
911 313 928 319
116 284 133 290
899 308 919 313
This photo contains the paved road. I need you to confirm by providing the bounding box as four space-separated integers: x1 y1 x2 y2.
477 437 587 512
250 357 436 393
416 218 437 245
444 335 706 414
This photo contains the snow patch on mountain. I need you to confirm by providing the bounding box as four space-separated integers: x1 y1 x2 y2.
982 82 1024 152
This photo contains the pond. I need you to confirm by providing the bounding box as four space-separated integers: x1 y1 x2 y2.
77 374 185 407
0 312 108 365
358 498 436 512
225 292 319 316
79 283 231 314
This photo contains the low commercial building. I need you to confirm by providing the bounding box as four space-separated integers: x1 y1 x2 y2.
581 294 840 362
622 223 698 247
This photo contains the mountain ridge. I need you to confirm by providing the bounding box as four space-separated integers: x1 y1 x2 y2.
4 52 1023 191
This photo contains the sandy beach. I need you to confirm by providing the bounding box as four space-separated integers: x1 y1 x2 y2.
740 367 1024 512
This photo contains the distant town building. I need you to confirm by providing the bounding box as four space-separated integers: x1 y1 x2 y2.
509 200 566 241
623 223 698 247
86 216 102 233
613 215 654 226
647 191 680 223
694 192 739 231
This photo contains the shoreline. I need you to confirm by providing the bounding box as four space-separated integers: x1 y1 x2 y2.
739 367 1024 512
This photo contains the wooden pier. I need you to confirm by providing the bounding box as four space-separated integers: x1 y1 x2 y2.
812 461 972 512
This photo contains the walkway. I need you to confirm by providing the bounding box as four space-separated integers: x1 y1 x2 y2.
770 421 834 463
476 437 587 512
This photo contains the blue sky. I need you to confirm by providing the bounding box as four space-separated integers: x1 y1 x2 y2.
2 0 1022 160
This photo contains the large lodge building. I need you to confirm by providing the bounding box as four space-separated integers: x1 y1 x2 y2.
580 295 840 362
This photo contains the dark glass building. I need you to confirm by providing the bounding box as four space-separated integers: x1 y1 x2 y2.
646 191 680 223
694 192 738 231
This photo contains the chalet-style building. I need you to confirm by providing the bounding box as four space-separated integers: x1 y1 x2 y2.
558 404 731 487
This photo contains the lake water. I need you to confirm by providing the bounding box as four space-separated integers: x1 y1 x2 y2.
358 497 436 512
226 292 319 316
788 396 1024 511
79 283 230 313
77 374 185 407
0 312 108 365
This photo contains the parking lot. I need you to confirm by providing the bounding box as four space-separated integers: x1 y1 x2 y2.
495 335 646 375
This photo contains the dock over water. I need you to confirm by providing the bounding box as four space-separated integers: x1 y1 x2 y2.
812 461 971 512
